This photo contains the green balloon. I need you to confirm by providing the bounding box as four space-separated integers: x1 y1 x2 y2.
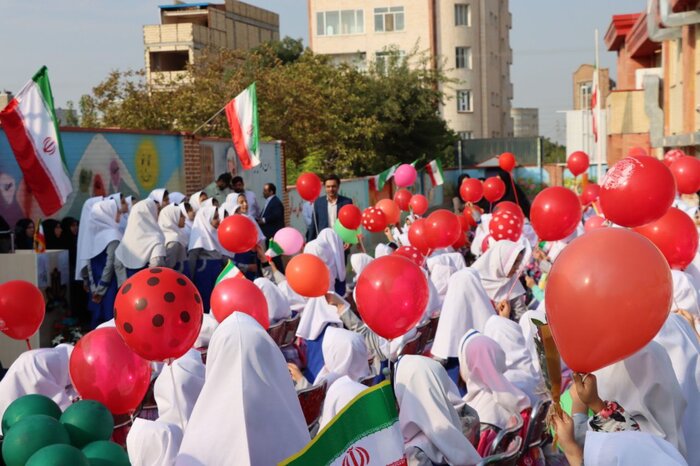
82 441 130 466
333 219 359 244
2 394 62 435
2 415 70 466
26 444 89 466
60 400 114 448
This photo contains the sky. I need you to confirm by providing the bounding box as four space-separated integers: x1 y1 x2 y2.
0 0 647 143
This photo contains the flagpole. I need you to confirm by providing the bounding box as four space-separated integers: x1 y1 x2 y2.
192 105 227 135
595 29 603 182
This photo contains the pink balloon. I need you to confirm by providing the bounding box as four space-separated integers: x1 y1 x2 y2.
584 215 606 232
394 164 418 188
273 227 304 255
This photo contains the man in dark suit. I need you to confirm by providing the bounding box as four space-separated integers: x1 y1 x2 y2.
307 174 353 241
257 183 285 271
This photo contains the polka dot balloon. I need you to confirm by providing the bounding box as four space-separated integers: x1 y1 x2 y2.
114 268 204 362
488 210 523 242
361 207 387 233
393 245 426 267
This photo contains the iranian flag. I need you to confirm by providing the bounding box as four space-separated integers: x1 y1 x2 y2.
215 259 244 284
225 82 260 170
591 65 599 142
0 67 72 215
374 164 399 191
34 219 46 253
280 381 407 466
425 159 445 186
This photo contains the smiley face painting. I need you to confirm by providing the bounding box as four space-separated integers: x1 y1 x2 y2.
135 139 159 190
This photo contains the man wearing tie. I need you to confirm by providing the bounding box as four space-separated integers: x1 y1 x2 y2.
257 182 285 270
307 174 352 241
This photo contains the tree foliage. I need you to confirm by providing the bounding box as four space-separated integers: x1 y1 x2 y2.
78 39 456 178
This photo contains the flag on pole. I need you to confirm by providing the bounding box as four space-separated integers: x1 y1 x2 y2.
374 164 399 191
591 66 599 143
215 259 244 284
0 67 72 216
34 219 46 253
225 82 260 170
280 381 407 466
425 159 445 186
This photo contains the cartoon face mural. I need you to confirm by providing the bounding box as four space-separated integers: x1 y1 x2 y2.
135 139 159 190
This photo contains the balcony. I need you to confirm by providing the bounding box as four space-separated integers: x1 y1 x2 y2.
143 23 210 46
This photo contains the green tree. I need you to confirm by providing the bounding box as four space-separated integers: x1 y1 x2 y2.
543 137 566 164
63 100 80 126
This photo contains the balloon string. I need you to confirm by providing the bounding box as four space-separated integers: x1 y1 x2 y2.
510 174 520 207
25 339 31 351
169 360 186 432
506 267 525 301
592 202 601 216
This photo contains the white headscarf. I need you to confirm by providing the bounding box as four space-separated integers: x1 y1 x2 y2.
115 199 166 269
432 269 495 359
82 198 109 273
176 313 310 465
458 331 531 429
154 349 205 429
159 204 188 248
194 313 218 348
88 199 123 259
277 280 307 312
471 213 492 257
169 192 185 205
374 243 392 258
314 326 369 386
303 240 337 284
189 191 204 212
594 341 687 456
583 431 687 466
429 264 457 306
653 314 700 465
426 252 466 272
317 228 347 282
671 269 700 317
0 345 74 419
127 419 183 466
483 315 543 403
470 240 526 301
149 188 167 206
187 205 221 253
107 192 122 208
350 253 373 284
254 277 292 324
318 376 366 429
296 296 343 340
395 355 481 466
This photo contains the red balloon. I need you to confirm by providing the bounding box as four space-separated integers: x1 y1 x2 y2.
530 187 582 241
663 149 685 167
355 256 428 339
0 281 45 340
70 328 151 414
424 209 461 249
408 219 431 256
481 235 491 253
460 179 484 203
581 183 601 205
499 152 516 172
628 147 648 157
599 155 676 227
375 199 400 225
393 245 426 267
338 204 362 230
393 189 412 211
452 232 468 249
546 229 671 373
296 172 322 202
210 278 269 328
409 194 429 216
286 254 330 297
483 177 506 203
218 215 258 254
670 155 700 194
361 207 388 233
633 207 699 270
489 210 523 242
457 215 470 232
493 201 524 222
114 268 204 361
567 151 590 176
584 215 606 232
463 206 481 228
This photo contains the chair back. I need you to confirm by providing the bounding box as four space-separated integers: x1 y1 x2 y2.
281 314 301 348
427 315 440 343
523 399 552 449
477 436 522 466
398 332 422 356
487 412 523 456
415 321 430 354
297 381 327 430
267 319 286 346
359 374 376 387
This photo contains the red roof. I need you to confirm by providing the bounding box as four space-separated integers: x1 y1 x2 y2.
605 13 641 51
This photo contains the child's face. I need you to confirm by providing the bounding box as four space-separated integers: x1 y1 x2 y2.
178 213 186 228
211 212 220 229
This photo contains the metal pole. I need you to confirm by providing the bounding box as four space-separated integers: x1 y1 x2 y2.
595 29 604 182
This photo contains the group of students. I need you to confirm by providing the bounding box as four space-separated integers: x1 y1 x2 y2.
0 175 698 466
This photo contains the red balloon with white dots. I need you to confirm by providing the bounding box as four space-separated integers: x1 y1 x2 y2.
114 267 204 362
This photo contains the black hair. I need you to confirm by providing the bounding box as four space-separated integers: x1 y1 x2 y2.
265 183 277 194
325 174 341 185
231 176 244 185
217 173 232 184
183 202 193 213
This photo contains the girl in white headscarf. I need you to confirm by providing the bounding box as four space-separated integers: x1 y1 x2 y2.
154 349 205 429
313 327 369 387
594 341 687 457
76 196 103 281
671 269 700 333
148 188 170 209
86 199 123 328
176 313 310 465
318 376 366 429
187 205 223 313
295 294 344 382
253 277 292 325
229 193 264 280
127 419 183 466
458 331 531 433
470 240 528 320
395 355 481 466
115 199 166 283
350 253 372 282
188 191 207 212
432 269 496 385
470 213 492 257
317 228 348 296
118 195 135 233
0 345 74 420
169 192 186 205
158 203 191 275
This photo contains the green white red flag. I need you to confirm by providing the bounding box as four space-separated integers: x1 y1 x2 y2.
215 259 244 284
225 82 260 170
0 67 72 215
425 159 445 186
34 219 45 253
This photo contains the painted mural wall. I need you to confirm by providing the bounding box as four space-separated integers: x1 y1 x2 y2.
0 128 184 226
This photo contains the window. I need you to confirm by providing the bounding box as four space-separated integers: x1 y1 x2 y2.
579 82 592 109
374 6 404 32
458 131 473 140
317 10 364 36
457 90 473 112
375 50 405 74
456 47 472 69
455 4 471 26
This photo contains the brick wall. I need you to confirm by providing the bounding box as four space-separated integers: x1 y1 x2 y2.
183 133 203 194
607 133 651 166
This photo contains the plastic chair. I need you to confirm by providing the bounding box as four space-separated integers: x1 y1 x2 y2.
297 381 327 432
427 315 440 343
415 321 430 354
281 314 301 348
398 332 423 356
478 437 523 466
136 379 159 421
517 400 552 465
487 412 524 456
359 374 376 387
267 319 286 346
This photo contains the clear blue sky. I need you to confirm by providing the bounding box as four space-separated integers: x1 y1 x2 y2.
0 0 646 143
